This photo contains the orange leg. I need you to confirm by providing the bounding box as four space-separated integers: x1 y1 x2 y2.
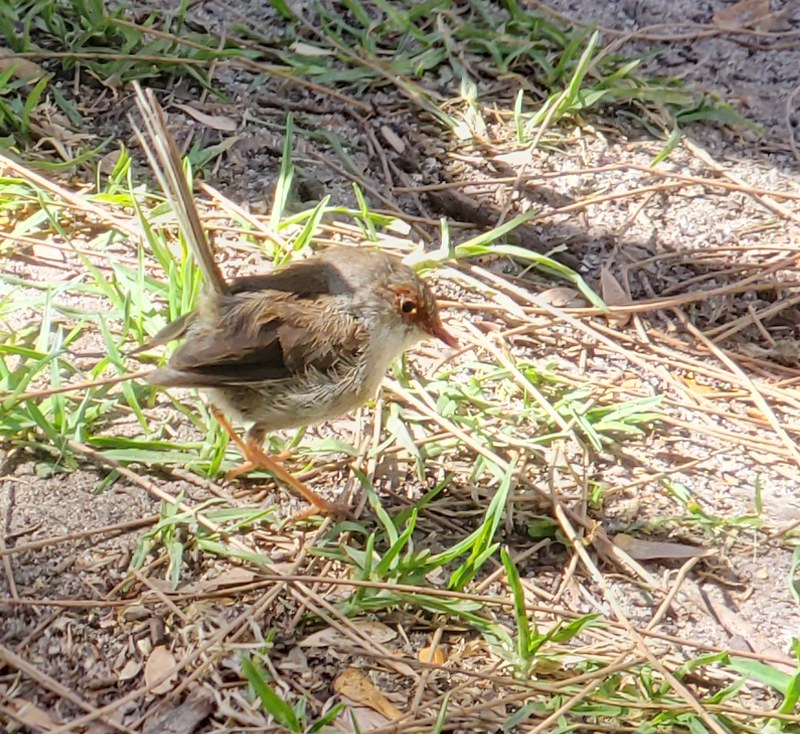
225 446 295 479
211 407 343 516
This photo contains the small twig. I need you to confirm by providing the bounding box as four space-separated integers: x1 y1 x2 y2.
0 642 135 734
646 557 701 631
674 310 800 469
0 515 158 558
4 369 152 404
549 471 729 734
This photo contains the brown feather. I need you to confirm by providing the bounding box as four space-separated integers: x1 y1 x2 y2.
149 260 368 387
131 85 227 295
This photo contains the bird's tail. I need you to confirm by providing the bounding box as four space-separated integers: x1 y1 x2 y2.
130 82 228 296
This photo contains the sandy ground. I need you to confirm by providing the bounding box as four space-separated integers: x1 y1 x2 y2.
2 0 800 731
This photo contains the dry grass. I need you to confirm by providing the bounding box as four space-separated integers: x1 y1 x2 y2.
2 1 800 732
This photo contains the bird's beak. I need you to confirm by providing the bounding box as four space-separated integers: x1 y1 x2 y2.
427 318 458 348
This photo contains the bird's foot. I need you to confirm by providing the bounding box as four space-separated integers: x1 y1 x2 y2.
211 407 344 518
225 460 256 482
285 496 350 524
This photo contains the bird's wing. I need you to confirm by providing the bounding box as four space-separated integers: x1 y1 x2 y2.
151 290 365 388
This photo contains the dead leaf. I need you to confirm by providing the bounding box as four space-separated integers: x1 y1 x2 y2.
277 646 309 674
333 668 403 720
754 7 792 32
97 148 123 176
0 50 47 81
172 103 238 132
137 638 153 657
538 286 583 308
179 567 256 594
600 266 631 327
713 0 769 30
7 698 58 731
299 620 397 648
750 451 785 466
491 149 532 168
335 706 391 733
118 658 143 682
613 533 713 561
380 126 405 154
28 105 91 146
31 242 65 263
681 577 795 672
120 604 150 622
144 645 177 695
680 374 721 396
770 339 800 367
419 644 447 665
142 687 215 734
289 41 334 57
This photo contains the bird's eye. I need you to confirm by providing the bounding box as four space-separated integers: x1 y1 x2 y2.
400 299 417 314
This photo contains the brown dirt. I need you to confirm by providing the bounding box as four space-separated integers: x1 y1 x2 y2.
2 1 800 732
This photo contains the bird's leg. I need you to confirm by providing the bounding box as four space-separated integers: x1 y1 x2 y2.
211 408 342 516
218 422 294 477
239 433 344 516
210 409 258 479
270 446 297 463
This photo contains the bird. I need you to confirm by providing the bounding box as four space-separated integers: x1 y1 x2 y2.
130 84 456 516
